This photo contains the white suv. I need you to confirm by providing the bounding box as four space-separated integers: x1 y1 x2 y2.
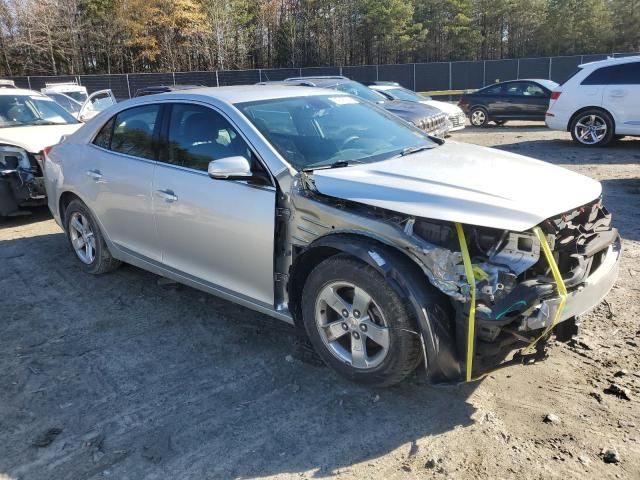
546 56 640 146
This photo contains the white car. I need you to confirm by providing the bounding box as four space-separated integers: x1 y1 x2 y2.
546 56 640 146
41 82 89 103
45 89 117 121
0 88 82 216
370 83 467 131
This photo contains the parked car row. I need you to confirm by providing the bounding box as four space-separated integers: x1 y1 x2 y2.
0 61 627 387
458 55 640 147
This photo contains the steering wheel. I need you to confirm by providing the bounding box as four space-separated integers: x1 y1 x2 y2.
341 136 362 149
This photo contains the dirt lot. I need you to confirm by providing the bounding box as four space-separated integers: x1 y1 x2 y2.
1 124 639 480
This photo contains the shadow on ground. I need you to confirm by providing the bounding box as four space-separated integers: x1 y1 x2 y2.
493 137 640 165
0 231 479 480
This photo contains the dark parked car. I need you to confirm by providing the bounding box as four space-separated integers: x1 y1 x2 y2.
263 76 450 138
458 79 559 127
134 85 202 97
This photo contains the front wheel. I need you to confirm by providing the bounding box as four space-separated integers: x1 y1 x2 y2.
469 107 490 127
301 255 422 387
570 109 614 147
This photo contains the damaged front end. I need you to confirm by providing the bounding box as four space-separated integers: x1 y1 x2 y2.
283 173 620 383
452 199 621 380
0 145 46 216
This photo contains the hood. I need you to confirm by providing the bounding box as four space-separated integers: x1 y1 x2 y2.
0 124 82 153
312 141 601 232
422 100 462 115
382 100 442 122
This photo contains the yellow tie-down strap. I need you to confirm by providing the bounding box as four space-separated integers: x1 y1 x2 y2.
455 223 567 382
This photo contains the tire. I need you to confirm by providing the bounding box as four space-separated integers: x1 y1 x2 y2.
64 199 121 274
469 107 490 127
570 109 614 147
301 255 422 387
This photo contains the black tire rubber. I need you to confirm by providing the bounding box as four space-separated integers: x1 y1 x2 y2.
301 254 422 387
469 107 490 128
64 199 121 275
570 108 615 147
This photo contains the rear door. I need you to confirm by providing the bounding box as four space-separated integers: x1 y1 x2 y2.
152 102 276 305
601 62 640 135
88 104 161 261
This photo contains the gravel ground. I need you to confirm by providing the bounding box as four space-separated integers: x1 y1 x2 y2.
0 123 639 480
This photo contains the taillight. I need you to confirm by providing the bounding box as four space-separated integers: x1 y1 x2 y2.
43 145 53 161
550 91 561 100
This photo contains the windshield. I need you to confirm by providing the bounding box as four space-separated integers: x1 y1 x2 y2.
65 91 88 103
0 94 79 127
387 87 430 102
236 94 435 170
333 81 387 103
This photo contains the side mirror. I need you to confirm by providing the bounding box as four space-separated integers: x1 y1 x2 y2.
207 156 253 180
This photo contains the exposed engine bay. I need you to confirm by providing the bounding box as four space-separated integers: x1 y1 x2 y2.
0 145 46 216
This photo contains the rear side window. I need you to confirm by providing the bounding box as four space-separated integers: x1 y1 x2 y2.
93 118 114 149
110 105 160 160
482 84 504 95
582 62 640 85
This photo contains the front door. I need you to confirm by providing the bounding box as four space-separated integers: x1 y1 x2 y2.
153 102 276 305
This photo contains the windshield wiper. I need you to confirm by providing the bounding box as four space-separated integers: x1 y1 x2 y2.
302 160 362 172
399 145 433 157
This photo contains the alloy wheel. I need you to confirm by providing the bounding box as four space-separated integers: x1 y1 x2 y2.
574 114 607 145
314 281 390 369
471 109 486 126
68 212 96 264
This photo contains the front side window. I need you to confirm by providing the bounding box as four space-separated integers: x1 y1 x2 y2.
110 105 160 160
236 94 435 170
0 95 78 127
165 104 251 172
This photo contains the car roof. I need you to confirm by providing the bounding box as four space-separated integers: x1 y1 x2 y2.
0 87 49 97
579 55 640 68
283 77 351 87
132 85 346 104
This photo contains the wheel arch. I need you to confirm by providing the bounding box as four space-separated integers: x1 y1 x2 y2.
58 190 84 228
288 232 461 382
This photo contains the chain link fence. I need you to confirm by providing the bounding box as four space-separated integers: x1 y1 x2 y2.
6 52 638 100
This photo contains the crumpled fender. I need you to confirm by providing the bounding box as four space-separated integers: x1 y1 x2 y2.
308 233 462 383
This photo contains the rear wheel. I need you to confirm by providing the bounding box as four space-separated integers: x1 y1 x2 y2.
65 199 121 274
469 107 490 127
570 109 614 147
301 255 422 387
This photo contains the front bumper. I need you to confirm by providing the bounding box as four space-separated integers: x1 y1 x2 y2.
561 235 621 320
448 112 467 131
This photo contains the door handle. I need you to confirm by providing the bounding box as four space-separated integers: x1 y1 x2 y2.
156 189 178 203
86 169 103 181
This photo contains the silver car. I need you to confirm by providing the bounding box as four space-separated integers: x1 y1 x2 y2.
44 85 621 386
